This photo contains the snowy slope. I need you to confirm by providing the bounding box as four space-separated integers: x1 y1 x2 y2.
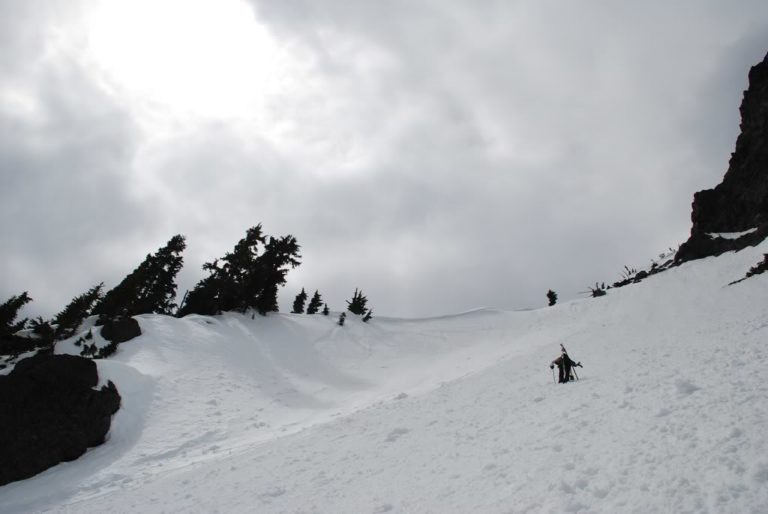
2 242 768 513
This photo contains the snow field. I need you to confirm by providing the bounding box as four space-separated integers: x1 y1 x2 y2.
1 241 768 513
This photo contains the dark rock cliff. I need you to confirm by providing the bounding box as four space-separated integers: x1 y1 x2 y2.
677 52 768 262
0 354 121 486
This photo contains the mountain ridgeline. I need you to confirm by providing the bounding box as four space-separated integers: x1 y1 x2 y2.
1 223 379 365
0 49 767 496
2 52 768 344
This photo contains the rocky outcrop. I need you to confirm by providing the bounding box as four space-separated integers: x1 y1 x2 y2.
676 225 768 262
677 52 768 263
0 353 121 486
101 316 141 343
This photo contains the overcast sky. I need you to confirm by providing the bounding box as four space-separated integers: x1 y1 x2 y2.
2 0 768 319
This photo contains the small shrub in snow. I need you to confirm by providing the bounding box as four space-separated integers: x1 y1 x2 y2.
338 312 346 326
80 343 97 357
547 289 558 306
95 340 119 359
729 253 768 285
73 330 94 348
589 283 607 298
620 265 637 281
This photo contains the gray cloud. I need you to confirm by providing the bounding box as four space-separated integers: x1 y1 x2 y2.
245 0 768 313
2 0 768 320
0 1 150 316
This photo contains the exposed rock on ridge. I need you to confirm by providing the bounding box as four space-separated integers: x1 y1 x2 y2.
101 316 141 343
677 52 768 262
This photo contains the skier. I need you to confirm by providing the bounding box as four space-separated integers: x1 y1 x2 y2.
550 346 581 383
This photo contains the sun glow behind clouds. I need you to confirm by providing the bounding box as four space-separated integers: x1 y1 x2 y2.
84 0 287 121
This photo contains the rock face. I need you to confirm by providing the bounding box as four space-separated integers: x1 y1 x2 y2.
677 52 768 262
0 353 121 486
101 316 141 343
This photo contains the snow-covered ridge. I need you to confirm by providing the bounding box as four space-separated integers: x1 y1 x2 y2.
2 241 768 513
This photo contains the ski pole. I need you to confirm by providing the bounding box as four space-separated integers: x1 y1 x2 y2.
572 362 582 381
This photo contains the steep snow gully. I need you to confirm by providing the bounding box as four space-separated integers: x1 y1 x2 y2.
2 242 768 513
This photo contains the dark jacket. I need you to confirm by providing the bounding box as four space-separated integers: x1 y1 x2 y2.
551 353 577 383
551 354 576 368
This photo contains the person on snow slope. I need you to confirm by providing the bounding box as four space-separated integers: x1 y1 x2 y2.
551 348 581 383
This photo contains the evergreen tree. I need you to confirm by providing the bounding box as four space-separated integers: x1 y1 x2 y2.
93 235 186 320
346 288 368 315
292 288 308 314
29 316 54 341
362 308 373 322
94 339 119 359
179 225 301 317
337 312 346 326
547 289 558 307
143 234 186 315
254 282 280 315
219 225 268 312
255 235 301 315
179 225 263 317
306 291 323 314
0 292 32 336
177 272 224 317
53 283 104 340
322 303 329 316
